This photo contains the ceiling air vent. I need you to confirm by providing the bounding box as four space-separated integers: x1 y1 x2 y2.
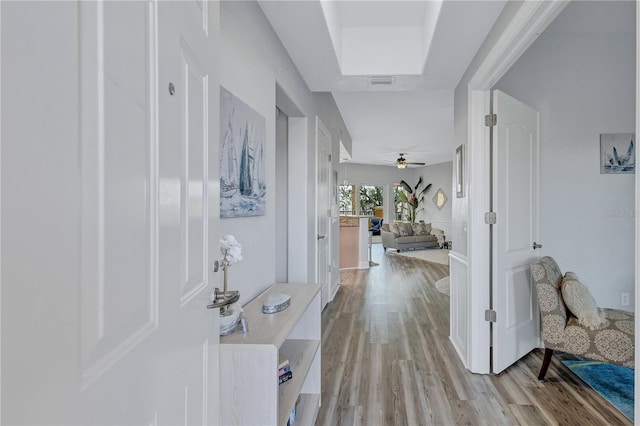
369 76 394 86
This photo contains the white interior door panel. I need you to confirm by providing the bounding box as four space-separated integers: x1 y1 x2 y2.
2 1 220 423
492 90 541 374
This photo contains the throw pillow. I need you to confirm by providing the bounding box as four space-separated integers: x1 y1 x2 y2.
561 272 606 330
412 223 428 236
422 222 432 234
397 222 413 237
388 223 400 237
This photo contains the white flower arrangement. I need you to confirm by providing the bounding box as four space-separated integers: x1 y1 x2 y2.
211 235 243 309
220 234 243 265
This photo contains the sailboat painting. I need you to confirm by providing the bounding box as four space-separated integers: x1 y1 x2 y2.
600 133 635 174
220 87 266 217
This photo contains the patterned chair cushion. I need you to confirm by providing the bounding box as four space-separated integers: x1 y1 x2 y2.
559 309 634 368
532 256 635 369
532 256 567 331
561 272 605 330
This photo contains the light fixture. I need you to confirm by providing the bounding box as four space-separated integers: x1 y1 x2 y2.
395 153 425 169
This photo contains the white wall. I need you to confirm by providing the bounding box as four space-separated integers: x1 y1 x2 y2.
495 0 636 310
340 163 414 187
220 3 276 303
220 1 351 303
2 2 82 421
339 162 453 237
415 161 453 239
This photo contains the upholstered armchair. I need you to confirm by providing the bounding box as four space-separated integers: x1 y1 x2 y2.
368 218 383 235
531 256 634 380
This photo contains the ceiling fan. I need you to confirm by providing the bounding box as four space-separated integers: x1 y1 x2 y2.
395 153 425 169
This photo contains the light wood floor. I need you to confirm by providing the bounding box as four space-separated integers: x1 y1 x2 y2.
316 244 631 426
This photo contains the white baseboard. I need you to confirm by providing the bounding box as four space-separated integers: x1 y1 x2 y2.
331 283 340 301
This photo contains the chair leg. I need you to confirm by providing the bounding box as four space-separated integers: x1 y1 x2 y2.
538 348 554 380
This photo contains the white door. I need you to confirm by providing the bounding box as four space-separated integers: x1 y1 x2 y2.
491 90 541 374
157 0 220 423
1 1 219 424
317 119 331 309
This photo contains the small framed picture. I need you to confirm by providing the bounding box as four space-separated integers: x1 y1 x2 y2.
600 133 635 174
456 145 464 197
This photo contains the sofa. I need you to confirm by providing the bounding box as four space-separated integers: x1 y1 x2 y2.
381 222 445 252
532 256 634 379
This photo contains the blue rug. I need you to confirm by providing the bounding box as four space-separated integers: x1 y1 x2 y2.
561 360 634 421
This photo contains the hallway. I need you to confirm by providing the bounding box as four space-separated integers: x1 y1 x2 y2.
317 247 630 425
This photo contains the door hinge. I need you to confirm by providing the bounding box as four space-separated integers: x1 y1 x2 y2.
485 114 497 127
485 309 497 322
484 211 497 225
328 154 332 162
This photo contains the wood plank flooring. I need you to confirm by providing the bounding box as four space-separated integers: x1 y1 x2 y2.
316 244 631 425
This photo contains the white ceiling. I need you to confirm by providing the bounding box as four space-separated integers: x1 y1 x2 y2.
258 0 507 167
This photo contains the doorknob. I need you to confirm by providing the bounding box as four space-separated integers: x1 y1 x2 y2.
317 235 326 240
532 242 542 250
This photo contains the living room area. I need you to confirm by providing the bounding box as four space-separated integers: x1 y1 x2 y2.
338 160 453 267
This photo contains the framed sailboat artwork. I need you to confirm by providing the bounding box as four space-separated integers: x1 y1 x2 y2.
600 133 635 174
220 87 267 217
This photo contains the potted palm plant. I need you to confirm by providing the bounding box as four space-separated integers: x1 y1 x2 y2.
398 177 432 223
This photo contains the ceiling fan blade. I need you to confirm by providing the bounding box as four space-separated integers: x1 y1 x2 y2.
394 153 426 167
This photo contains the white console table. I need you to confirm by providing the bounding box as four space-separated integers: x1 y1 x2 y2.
219 283 321 425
